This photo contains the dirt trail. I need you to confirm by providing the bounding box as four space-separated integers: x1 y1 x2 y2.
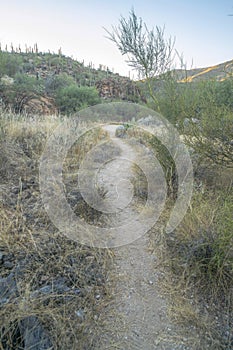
94 125 180 350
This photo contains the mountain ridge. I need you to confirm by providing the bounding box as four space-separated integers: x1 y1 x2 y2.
175 59 233 83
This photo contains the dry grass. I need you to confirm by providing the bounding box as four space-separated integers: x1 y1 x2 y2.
0 109 115 349
150 189 233 349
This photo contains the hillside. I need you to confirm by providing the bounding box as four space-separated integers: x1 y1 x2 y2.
1 48 233 115
0 50 142 114
176 59 233 82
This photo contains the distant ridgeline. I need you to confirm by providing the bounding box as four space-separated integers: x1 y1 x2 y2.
176 60 233 83
0 45 143 114
137 59 233 100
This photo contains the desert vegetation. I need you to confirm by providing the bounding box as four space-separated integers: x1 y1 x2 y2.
0 9 232 349
0 47 140 115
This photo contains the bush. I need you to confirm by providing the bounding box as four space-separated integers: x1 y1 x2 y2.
0 73 44 113
168 190 233 295
0 52 22 78
55 85 100 114
45 73 76 95
153 77 233 167
215 78 233 109
183 105 233 167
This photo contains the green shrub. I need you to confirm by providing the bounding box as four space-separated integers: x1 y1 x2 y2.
215 78 233 109
45 73 76 95
55 85 100 114
153 77 233 167
0 52 22 78
0 73 44 113
183 105 233 167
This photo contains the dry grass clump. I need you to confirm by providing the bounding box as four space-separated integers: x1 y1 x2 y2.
0 202 113 349
127 125 178 198
167 191 232 293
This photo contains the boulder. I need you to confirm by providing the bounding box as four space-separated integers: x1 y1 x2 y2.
115 125 126 138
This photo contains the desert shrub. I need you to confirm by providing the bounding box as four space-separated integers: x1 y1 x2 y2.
0 52 22 78
156 78 217 123
183 105 233 167
153 77 233 167
55 85 100 114
154 76 233 123
0 73 44 113
215 78 233 109
127 126 177 198
152 72 181 123
167 190 233 296
45 73 76 95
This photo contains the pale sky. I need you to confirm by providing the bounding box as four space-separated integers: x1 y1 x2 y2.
0 0 233 78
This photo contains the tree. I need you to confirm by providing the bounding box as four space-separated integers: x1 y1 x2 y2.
104 9 175 107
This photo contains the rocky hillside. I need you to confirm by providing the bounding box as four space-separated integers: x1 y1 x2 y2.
15 51 140 99
1 48 232 115
0 50 142 114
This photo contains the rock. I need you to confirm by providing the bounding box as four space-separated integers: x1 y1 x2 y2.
183 117 201 130
75 309 85 321
137 115 154 125
24 96 57 115
183 118 190 128
67 189 83 207
191 117 200 124
37 285 53 294
137 115 163 127
0 273 18 305
115 125 126 138
30 277 71 298
19 316 53 350
3 261 14 269
1 75 14 85
95 77 141 101
0 251 5 263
